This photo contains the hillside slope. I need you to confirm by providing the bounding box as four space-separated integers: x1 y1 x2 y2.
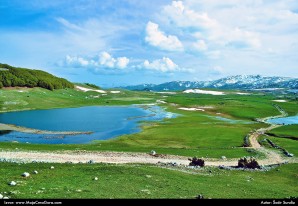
0 63 73 90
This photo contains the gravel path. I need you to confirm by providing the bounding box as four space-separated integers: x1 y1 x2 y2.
0 150 241 166
247 106 296 165
0 151 190 165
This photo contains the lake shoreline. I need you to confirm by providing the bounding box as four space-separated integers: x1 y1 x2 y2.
0 105 177 144
0 123 92 135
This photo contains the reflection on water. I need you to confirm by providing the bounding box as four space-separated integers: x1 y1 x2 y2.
0 130 12 135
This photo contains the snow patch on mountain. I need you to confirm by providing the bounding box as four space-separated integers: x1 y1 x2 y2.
183 89 225 95
123 75 298 91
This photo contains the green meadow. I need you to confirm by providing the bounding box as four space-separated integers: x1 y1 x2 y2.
268 125 298 139
0 86 297 199
0 162 297 199
259 125 298 157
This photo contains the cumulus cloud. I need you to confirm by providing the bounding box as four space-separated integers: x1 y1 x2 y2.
62 54 190 74
99 52 115 68
64 55 89 67
116 57 130 69
163 1 218 30
145 21 183 51
143 57 180 72
162 1 262 50
98 52 129 69
63 51 129 70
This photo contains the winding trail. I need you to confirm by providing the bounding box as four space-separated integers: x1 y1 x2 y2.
0 105 297 167
246 104 295 166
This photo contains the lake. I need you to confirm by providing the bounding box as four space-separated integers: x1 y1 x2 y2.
266 115 298 125
0 105 177 144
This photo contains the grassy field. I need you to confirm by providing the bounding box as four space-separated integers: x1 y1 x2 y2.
0 162 297 199
260 135 298 157
1 87 297 117
166 93 298 119
259 125 298 157
0 87 157 112
267 125 298 139
0 87 297 199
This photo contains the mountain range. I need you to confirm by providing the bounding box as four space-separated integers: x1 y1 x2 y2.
122 75 298 91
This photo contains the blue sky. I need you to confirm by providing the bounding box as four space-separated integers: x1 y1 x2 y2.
0 0 297 87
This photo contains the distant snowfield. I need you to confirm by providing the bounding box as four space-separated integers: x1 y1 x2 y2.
156 92 177 94
178 107 205 111
110 91 121 94
75 86 107 94
197 106 214 109
156 100 167 104
236 92 250 95
253 88 284 91
183 89 225 95
272 100 288 102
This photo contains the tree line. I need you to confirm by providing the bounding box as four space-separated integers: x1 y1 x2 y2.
84 83 101 89
0 63 74 90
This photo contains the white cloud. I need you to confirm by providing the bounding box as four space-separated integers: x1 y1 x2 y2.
98 52 130 69
193 40 208 51
210 27 261 49
143 57 180 72
163 1 218 30
212 66 224 74
63 54 189 74
65 55 89 67
145 21 183 51
117 57 130 69
63 51 129 70
162 1 262 50
56 18 83 31
55 18 116 54
99 52 116 68
206 50 221 59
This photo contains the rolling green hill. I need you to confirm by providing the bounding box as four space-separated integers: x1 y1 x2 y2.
0 63 73 90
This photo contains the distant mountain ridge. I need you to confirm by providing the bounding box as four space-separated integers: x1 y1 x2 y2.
123 75 298 91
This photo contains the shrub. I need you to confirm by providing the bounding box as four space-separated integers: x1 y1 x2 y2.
237 157 260 169
85 83 100 89
188 157 205 167
243 135 251 147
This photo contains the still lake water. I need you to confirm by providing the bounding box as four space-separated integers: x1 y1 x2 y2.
0 106 177 144
266 115 298 125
